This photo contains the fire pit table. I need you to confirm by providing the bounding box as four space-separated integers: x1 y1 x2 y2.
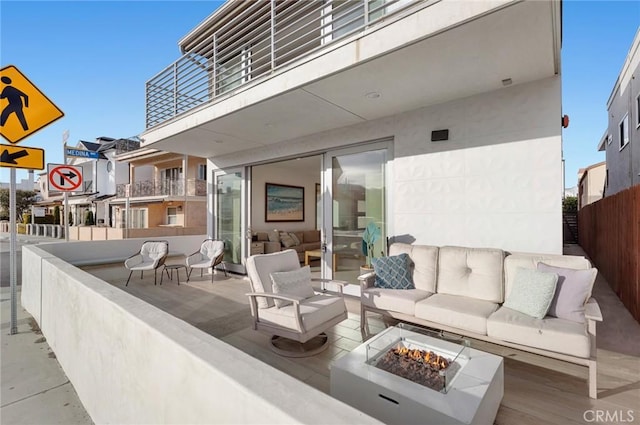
330 324 503 425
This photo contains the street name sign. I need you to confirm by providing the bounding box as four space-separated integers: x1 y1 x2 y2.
0 65 65 144
48 163 83 192
66 148 99 159
0 144 44 170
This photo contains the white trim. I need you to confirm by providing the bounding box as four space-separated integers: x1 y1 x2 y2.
619 113 630 151
636 93 640 129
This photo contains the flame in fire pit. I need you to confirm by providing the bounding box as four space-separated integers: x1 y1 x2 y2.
393 345 449 370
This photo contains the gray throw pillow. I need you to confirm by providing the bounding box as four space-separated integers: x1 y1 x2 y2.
289 232 301 246
372 254 414 290
537 263 597 323
270 266 315 308
503 268 558 319
279 232 296 248
267 229 280 243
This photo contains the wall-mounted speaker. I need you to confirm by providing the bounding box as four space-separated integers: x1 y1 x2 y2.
431 129 449 142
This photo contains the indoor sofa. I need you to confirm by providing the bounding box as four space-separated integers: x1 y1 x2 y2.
358 243 602 399
254 230 321 262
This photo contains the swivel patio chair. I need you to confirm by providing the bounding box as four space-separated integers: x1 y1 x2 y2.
246 249 348 357
124 240 169 286
186 239 227 282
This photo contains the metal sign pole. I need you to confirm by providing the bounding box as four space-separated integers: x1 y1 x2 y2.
63 140 69 241
9 168 18 335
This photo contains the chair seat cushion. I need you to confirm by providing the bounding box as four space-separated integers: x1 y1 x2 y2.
187 258 213 268
361 288 432 316
128 260 158 271
415 293 499 335
258 294 346 333
487 307 590 358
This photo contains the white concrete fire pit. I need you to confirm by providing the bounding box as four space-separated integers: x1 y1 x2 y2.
330 324 503 425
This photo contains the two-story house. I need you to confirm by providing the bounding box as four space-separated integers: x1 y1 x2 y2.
577 161 605 209
108 147 207 237
139 0 565 278
598 28 640 196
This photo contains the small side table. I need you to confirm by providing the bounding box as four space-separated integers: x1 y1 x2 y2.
163 264 188 285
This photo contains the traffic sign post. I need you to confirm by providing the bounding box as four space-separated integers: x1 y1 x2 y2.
1 65 64 335
0 144 44 169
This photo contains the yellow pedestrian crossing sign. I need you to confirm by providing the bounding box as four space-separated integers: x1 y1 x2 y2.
0 65 64 144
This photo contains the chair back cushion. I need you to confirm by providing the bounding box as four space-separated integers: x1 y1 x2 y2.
247 249 301 309
389 243 438 293
437 246 504 303
141 241 168 263
201 240 224 261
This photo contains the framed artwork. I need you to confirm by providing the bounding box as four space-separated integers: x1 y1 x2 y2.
265 183 304 222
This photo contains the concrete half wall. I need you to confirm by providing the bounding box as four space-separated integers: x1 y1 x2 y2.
21 239 377 424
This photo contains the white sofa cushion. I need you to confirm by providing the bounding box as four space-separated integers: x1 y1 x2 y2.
361 288 432 316
414 293 499 335
389 243 438 293
504 253 592 299
487 307 590 358
257 294 346 333
437 246 504 303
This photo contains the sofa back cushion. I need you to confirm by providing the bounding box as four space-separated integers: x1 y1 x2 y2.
437 246 504 303
504 253 592 299
303 230 320 244
389 243 438 293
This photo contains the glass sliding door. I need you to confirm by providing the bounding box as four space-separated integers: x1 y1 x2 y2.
323 142 389 293
214 168 247 274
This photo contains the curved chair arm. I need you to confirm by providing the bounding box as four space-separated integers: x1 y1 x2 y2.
357 271 376 290
311 278 348 294
185 251 203 267
124 254 143 269
246 292 303 332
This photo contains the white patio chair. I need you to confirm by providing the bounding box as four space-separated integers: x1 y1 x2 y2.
124 240 169 286
246 249 348 357
186 239 227 282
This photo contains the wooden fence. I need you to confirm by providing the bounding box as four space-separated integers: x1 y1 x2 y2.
578 185 640 323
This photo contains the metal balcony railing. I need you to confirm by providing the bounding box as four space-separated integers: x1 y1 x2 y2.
146 0 423 128
116 179 207 198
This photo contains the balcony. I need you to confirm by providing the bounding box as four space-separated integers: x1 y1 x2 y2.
116 179 207 198
145 0 423 128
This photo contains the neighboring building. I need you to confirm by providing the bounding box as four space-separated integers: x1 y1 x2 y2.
598 28 640 197
109 148 207 235
34 137 135 228
564 186 578 198
140 0 565 279
0 170 37 191
577 161 605 209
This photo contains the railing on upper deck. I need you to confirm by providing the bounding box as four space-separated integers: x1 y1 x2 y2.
145 0 423 128
116 179 207 198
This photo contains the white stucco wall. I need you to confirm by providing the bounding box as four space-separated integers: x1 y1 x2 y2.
21 240 379 424
211 77 563 254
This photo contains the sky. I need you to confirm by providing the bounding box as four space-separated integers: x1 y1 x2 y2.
1 0 639 188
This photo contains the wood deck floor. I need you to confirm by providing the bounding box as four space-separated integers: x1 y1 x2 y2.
83 258 640 425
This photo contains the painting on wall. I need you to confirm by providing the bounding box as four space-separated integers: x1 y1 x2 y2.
265 183 305 222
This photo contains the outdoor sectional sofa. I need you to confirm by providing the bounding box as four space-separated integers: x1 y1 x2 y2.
358 243 603 399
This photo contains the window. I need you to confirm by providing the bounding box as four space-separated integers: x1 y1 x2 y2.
607 134 612 145
161 167 182 181
197 164 207 181
619 114 629 149
167 207 178 225
123 208 147 229
636 94 640 127
106 161 113 173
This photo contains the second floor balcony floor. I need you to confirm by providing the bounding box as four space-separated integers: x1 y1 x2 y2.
116 179 207 198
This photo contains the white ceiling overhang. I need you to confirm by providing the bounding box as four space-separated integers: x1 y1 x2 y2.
141 0 560 159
